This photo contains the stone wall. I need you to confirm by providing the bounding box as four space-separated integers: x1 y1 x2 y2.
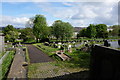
90 45 120 80
0 33 4 53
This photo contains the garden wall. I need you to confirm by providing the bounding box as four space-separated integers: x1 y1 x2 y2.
0 33 4 53
90 45 120 80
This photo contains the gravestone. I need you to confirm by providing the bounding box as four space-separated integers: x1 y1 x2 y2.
104 40 110 47
118 40 120 45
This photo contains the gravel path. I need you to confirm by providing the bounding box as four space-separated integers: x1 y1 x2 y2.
27 45 54 63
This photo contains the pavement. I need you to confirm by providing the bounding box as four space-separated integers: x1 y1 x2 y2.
7 48 27 79
27 45 54 63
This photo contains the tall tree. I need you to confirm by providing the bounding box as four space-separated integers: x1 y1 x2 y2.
3 25 19 42
86 24 96 38
19 28 35 42
5 31 19 42
3 25 15 35
52 20 73 40
77 28 87 38
95 24 108 38
32 15 49 42
109 25 120 37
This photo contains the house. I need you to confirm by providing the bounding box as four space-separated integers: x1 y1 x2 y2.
107 27 113 32
0 33 5 53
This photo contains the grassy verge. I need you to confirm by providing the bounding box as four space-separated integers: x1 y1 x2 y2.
25 47 30 63
1 51 15 79
33 43 59 56
0 52 6 59
28 43 90 78
33 43 90 68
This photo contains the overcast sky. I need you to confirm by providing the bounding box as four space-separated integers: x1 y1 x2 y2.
0 0 119 28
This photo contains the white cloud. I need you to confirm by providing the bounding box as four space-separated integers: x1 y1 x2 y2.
0 15 29 27
2 0 119 2
1 2 118 28
36 2 118 27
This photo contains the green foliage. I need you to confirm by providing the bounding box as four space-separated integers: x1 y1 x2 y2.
20 28 35 42
3 25 19 42
25 47 30 63
86 24 96 38
5 31 19 42
3 25 15 35
34 43 59 56
32 15 49 42
95 24 108 38
109 25 120 37
0 52 5 59
1 51 15 79
119 29 120 36
51 20 73 40
77 28 87 38
78 24 108 38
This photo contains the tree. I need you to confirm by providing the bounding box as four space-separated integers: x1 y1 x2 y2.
19 28 35 42
118 29 120 36
5 31 19 42
95 24 108 38
51 20 73 40
3 25 19 42
63 22 73 39
77 28 87 38
32 15 49 42
109 25 120 37
86 24 96 38
3 25 15 35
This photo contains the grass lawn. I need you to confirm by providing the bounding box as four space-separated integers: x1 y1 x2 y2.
0 52 6 59
28 42 90 78
0 51 15 79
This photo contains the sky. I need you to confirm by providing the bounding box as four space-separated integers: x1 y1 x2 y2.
0 0 119 28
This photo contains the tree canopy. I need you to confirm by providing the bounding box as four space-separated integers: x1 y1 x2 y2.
3 25 19 42
19 28 35 42
32 15 49 42
109 25 120 37
51 20 73 40
77 24 108 38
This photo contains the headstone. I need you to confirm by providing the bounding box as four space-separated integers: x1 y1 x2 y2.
104 40 110 47
118 40 120 45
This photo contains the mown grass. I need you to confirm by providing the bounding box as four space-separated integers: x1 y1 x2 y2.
28 42 90 78
33 43 90 68
1 51 15 79
0 52 6 59
25 47 30 63
33 43 59 56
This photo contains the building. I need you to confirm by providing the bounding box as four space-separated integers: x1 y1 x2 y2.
107 27 113 32
0 33 5 53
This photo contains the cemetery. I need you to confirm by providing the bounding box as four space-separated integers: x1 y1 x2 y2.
1 14 120 79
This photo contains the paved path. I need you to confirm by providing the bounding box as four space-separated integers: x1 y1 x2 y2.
27 45 54 63
7 48 26 79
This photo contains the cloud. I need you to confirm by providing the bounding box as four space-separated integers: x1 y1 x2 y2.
1 2 118 28
2 0 120 2
0 15 29 27
36 2 118 27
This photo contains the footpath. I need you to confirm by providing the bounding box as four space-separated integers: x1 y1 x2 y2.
7 48 26 79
